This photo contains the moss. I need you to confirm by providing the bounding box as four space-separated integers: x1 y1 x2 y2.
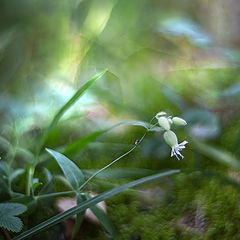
198 180 240 240
78 171 240 240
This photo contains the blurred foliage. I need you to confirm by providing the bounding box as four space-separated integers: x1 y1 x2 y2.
1 0 240 239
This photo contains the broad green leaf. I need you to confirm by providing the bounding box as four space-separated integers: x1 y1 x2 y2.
0 203 27 233
193 141 240 170
39 69 108 152
0 203 27 216
13 169 180 240
46 148 85 190
0 215 23 233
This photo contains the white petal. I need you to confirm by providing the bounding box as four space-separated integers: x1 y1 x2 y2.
179 141 188 146
173 149 180 160
171 149 174 157
175 148 182 156
178 145 186 150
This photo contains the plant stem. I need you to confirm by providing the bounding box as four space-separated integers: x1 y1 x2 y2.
78 116 157 191
36 116 158 198
78 145 138 191
26 166 35 196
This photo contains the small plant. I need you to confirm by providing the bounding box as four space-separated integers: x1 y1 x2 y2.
12 111 187 239
0 70 188 239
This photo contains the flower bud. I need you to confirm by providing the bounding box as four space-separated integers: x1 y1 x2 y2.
172 117 187 126
155 111 167 118
168 118 173 124
163 130 178 147
158 116 170 130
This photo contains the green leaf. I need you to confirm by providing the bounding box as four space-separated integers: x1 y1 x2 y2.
13 170 180 240
64 130 106 156
46 148 85 190
0 203 27 233
71 194 85 240
64 120 162 156
39 69 108 152
87 193 116 239
15 147 34 163
83 168 158 180
0 135 11 150
0 203 27 216
193 141 240 170
0 215 23 233
10 169 25 182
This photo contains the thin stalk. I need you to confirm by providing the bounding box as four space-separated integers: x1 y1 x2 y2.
78 145 138 191
78 116 157 191
26 166 34 195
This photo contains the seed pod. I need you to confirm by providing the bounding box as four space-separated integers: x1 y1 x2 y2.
172 117 187 126
158 116 170 130
163 130 178 147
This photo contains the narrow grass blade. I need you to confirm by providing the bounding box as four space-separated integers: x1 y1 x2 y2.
71 194 85 240
39 69 107 152
13 170 180 240
83 168 158 180
89 201 116 239
64 120 162 156
64 130 106 156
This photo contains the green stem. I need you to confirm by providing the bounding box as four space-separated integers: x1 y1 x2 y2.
78 145 138 191
26 166 35 195
78 116 157 191
36 116 158 198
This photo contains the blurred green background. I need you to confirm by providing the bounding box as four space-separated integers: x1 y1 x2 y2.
1 0 240 239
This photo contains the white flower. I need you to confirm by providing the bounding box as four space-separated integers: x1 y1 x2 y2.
170 140 188 160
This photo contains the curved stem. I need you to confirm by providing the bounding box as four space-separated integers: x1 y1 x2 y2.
78 116 158 191
78 145 137 191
